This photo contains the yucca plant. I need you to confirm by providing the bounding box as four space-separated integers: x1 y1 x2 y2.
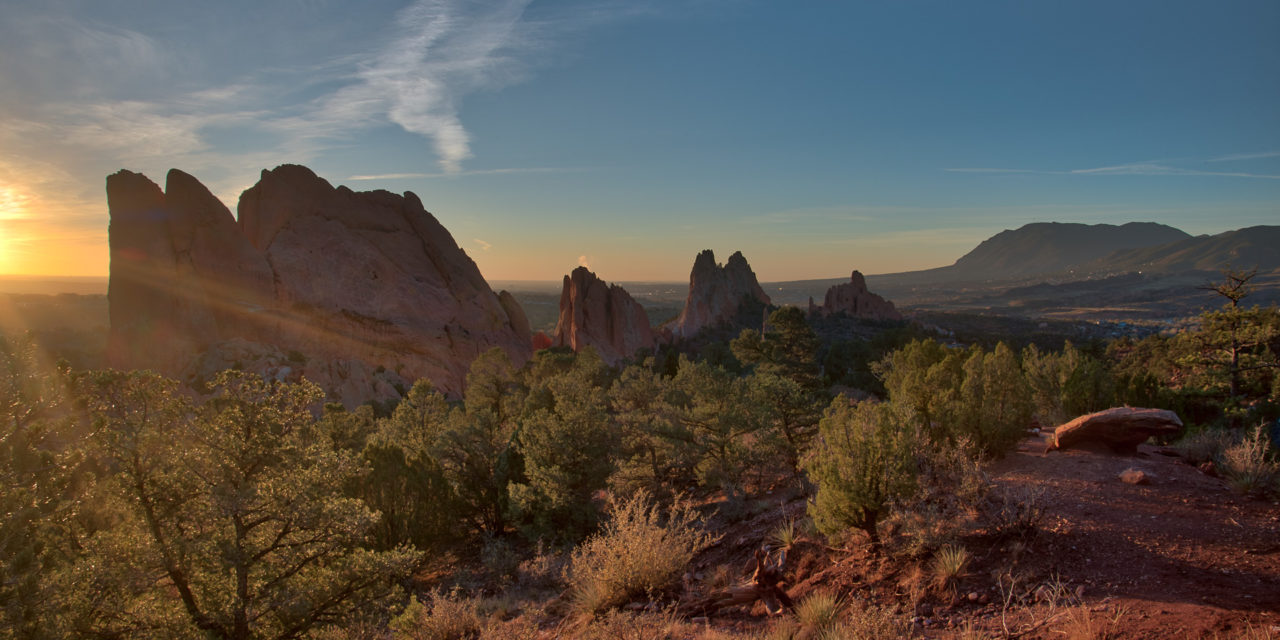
931 544 971 592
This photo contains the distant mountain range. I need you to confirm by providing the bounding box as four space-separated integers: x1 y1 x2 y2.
951 222 1191 280
847 221 1280 319
866 222 1279 289
1082 225 1280 275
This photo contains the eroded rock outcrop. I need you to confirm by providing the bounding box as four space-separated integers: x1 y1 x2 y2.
107 164 532 405
810 270 902 321
670 250 771 339
1050 407 1183 454
551 267 655 364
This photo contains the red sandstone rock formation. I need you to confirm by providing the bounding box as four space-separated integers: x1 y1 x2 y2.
670 250 771 339
106 165 532 405
811 270 902 321
1050 407 1183 454
551 267 655 364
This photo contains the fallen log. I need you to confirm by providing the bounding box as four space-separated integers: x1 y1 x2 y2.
683 547 794 616
1048 407 1183 455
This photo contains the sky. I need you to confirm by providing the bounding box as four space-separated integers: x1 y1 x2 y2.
0 0 1277 282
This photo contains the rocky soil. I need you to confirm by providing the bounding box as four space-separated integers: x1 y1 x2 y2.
677 436 1279 639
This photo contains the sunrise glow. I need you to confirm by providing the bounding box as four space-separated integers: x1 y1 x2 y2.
0 184 30 274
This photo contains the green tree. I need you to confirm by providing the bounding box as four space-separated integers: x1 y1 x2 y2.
78 370 417 640
746 372 821 479
1022 342 1114 425
668 357 761 498
804 399 918 547
0 337 82 639
731 306 821 391
431 349 526 536
360 380 459 551
1187 281 1280 401
873 339 966 443
510 348 618 542
957 342 1034 457
608 362 697 498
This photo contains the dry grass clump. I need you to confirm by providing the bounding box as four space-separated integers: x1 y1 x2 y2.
390 592 484 640
760 593 907 640
1176 428 1237 465
887 441 989 558
980 484 1044 540
1213 623 1279 640
842 602 911 640
567 491 717 615
1051 602 1131 640
568 609 700 640
1221 426 1279 498
885 503 959 559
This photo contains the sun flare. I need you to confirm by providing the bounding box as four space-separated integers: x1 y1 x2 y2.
0 184 33 273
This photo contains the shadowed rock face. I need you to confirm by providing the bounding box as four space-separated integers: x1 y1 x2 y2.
670 250 771 339
552 267 655 364
1051 407 1183 455
106 164 532 405
812 270 902 321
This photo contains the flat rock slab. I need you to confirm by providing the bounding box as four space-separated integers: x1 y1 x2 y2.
1052 407 1183 455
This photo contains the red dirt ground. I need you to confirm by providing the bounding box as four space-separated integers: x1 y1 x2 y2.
686 436 1280 639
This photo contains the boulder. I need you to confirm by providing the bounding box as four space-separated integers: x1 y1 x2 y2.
552 267 655 364
107 165 532 406
813 270 902 321
670 250 771 339
1050 407 1183 454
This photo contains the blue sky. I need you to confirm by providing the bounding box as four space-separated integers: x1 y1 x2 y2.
0 0 1277 280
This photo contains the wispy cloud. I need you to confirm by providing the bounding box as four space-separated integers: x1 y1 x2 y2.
946 161 1280 179
297 0 538 173
578 255 591 269
347 167 576 180
1207 151 1280 163
473 238 492 251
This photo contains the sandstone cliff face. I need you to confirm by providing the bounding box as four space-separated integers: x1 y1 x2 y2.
107 164 532 405
812 270 902 321
551 267 655 364
670 250 771 339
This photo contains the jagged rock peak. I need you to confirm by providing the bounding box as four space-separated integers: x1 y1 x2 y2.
106 164 532 406
670 249 771 339
552 266 655 364
814 269 902 321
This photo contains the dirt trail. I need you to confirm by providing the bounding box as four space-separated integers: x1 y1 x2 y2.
686 436 1280 639
974 437 1280 638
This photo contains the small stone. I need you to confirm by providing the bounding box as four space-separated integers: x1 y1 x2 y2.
979 593 991 605
1119 468 1150 485
1198 461 1218 477
968 592 981 602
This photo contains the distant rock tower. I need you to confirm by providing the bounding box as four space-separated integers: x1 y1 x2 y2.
670 250 771 338
551 267 656 364
813 270 902 321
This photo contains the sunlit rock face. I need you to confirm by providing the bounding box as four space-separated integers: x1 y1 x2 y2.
551 267 655 364
813 270 902 321
106 164 532 405
670 249 771 339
